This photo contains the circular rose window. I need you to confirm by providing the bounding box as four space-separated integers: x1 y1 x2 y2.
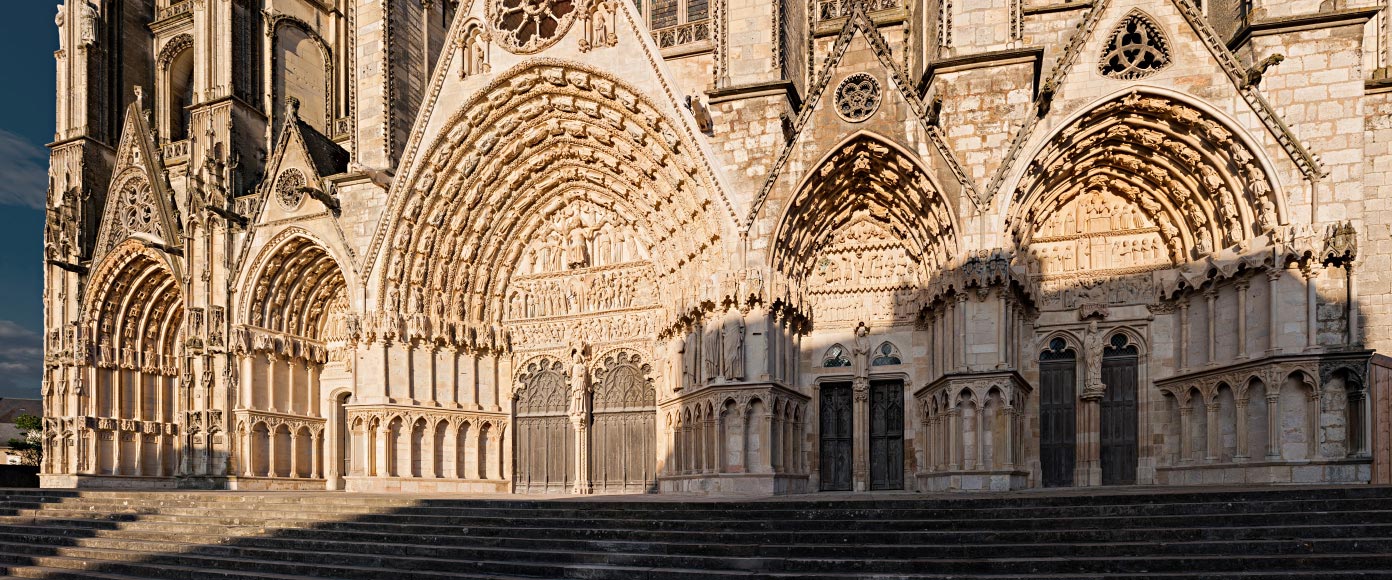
491 0 578 54
835 73 882 123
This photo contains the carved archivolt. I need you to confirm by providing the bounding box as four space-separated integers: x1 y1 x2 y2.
1010 92 1284 267
242 235 348 344
375 62 731 348
773 134 958 290
81 240 183 376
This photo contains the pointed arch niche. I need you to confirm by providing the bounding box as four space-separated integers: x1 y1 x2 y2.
77 240 184 480
231 234 349 488
1011 91 1283 268
772 133 959 331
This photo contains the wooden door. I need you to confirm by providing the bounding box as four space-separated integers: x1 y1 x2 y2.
513 358 575 494
1039 339 1077 487
1101 336 1139 486
819 382 854 491
869 380 904 490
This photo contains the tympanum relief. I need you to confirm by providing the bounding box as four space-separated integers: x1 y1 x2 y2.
505 200 659 352
1025 189 1171 310
807 218 922 328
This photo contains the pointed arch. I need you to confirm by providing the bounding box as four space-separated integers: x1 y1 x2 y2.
240 230 350 342
1008 89 1286 263
771 132 960 283
373 61 736 339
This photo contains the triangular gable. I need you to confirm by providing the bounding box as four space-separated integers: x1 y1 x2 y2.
92 102 182 264
742 5 980 232
362 0 740 275
983 0 1322 208
251 104 350 227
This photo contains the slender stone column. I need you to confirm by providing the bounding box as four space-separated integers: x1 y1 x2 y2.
242 426 255 477
1303 265 1319 351
290 431 301 478
974 404 986 470
1234 399 1250 461
1267 270 1282 354
1179 404 1193 463
133 432 144 476
154 434 165 477
375 424 390 477
310 431 321 479
1265 392 1282 460
442 425 458 478
1179 302 1190 372
1235 279 1249 360
423 426 438 478
955 294 968 372
1205 289 1218 366
1347 262 1360 346
997 294 1009 369
947 408 961 470
1003 405 1016 469
268 427 280 478
1205 401 1220 462
1307 392 1321 459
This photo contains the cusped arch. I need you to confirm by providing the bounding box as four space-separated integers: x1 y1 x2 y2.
770 131 960 283
1008 88 1287 263
373 61 736 336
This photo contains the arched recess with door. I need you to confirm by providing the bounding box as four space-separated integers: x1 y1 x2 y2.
78 239 184 480
231 232 349 487
1100 330 1143 486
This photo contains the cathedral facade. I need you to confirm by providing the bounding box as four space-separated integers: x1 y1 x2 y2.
38 0 1392 494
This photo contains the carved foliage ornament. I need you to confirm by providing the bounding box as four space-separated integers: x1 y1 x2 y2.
1099 12 1171 80
490 0 578 54
835 73 882 123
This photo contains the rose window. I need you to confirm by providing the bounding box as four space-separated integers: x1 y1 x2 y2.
276 169 307 210
491 0 578 54
835 73 882 123
1099 13 1171 80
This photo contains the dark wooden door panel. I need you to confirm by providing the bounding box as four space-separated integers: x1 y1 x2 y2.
869 380 904 490
1101 348 1139 486
1040 355 1077 488
820 382 853 491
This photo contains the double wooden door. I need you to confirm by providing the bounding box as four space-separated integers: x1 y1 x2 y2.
819 380 904 491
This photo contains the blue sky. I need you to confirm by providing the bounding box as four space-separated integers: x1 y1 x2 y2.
0 2 58 399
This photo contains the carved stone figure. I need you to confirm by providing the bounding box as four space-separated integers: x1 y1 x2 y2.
852 321 871 386
79 1 97 47
721 307 744 381
568 346 589 418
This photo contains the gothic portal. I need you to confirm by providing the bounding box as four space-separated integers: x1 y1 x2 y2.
39 0 1392 494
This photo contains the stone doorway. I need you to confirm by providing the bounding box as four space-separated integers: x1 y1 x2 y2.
869 380 904 490
1100 335 1139 486
819 382 854 491
1040 339 1078 487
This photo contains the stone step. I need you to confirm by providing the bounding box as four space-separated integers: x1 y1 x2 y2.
6 505 1390 533
3 487 1391 578
3 524 1392 565
7 495 1392 520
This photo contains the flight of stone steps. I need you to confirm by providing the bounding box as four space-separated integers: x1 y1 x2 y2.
0 486 1390 579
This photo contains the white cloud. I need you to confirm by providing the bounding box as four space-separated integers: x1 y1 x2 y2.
0 129 47 210
0 320 43 399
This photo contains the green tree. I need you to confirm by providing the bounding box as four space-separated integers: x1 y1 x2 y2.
7 414 42 466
